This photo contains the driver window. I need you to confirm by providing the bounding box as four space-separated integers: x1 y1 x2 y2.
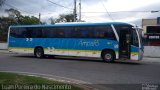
132 29 139 47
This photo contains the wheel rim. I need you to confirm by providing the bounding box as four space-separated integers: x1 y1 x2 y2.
105 53 112 60
36 48 43 57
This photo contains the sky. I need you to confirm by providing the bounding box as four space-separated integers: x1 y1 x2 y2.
0 0 160 27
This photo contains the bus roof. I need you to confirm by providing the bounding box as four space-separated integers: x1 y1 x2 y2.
10 22 132 28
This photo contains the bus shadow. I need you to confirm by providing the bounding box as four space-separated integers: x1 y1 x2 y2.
53 56 102 63
12 55 37 59
55 57 142 65
114 61 143 65
12 55 143 65
47 55 143 65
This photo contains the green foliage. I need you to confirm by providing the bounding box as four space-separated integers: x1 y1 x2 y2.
50 13 74 24
5 8 21 18
0 72 83 90
0 72 61 84
0 8 40 41
0 17 17 41
50 13 85 24
20 16 39 25
5 8 39 25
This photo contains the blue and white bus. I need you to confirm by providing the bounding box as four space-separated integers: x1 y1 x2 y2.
8 22 143 62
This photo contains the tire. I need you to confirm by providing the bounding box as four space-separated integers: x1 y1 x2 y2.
102 51 115 63
34 47 44 58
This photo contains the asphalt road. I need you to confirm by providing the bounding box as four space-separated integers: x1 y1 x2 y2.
0 53 160 90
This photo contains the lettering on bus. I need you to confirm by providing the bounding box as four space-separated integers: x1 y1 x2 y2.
79 40 99 47
26 38 33 42
114 44 118 49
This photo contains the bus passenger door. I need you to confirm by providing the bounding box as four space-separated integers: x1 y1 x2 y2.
119 29 131 59
130 29 140 60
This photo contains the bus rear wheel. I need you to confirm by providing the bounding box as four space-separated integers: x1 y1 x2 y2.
34 47 44 58
102 51 115 63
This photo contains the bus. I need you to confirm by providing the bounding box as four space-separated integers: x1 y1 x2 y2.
8 22 143 62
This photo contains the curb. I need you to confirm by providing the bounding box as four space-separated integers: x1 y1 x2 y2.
142 57 160 63
0 50 13 54
0 49 18 54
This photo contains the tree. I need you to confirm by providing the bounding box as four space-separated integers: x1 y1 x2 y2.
21 16 39 25
0 17 17 41
0 0 5 7
5 8 39 25
50 13 85 24
50 13 74 24
5 8 22 24
0 8 40 41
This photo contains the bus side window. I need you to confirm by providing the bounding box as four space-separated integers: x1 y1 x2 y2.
78 27 89 38
71 27 81 38
78 26 94 38
81 31 88 38
80 27 87 38
113 25 120 36
94 26 116 40
10 28 18 38
31 28 42 38
21 30 27 38
43 27 55 38
95 26 105 38
87 27 94 38
25 28 33 38
37 29 43 38
55 27 65 38
64 27 72 38
17 28 28 38
106 26 116 40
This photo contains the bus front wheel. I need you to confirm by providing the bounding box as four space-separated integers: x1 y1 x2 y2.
102 51 115 63
34 47 44 58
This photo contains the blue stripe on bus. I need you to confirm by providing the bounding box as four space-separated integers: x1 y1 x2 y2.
131 46 139 52
9 37 119 52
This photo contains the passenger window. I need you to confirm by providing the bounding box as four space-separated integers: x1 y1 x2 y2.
94 26 116 40
71 27 81 38
55 27 65 38
31 28 42 38
18 28 28 38
107 26 116 40
95 27 106 38
43 27 55 38
64 27 73 38
10 27 31 38
10 28 18 38
78 26 94 38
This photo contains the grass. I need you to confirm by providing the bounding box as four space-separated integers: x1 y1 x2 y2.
0 72 84 90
